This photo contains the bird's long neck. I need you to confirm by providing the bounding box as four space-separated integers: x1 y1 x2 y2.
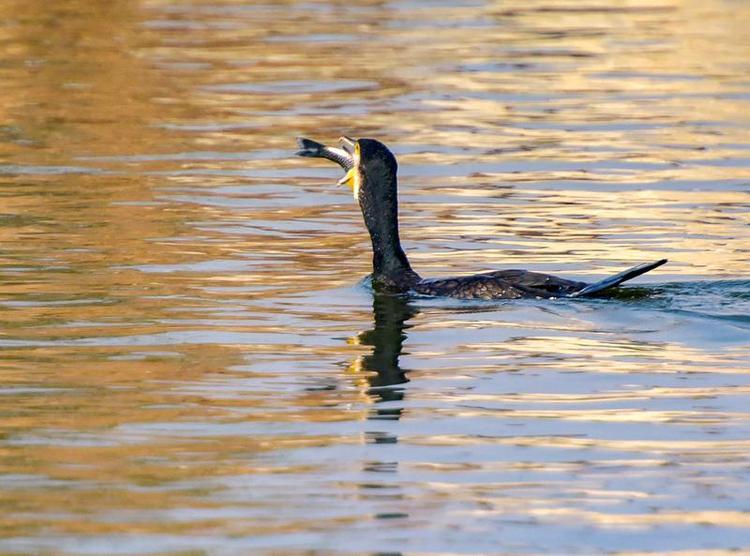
360 172 420 293
370 221 418 289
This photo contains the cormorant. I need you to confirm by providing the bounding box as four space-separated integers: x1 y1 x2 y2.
296 136 666 300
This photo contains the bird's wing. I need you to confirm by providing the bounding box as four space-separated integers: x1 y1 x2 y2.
478 269 586 297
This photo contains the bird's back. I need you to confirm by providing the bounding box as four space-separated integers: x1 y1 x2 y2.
413 270 586 300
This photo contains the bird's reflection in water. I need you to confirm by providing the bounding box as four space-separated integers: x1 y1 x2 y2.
348 293 418 421
350 295 416 502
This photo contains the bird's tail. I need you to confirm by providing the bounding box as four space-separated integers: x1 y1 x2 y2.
568 259 668 298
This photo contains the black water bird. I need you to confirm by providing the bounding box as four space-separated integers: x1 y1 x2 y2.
296 136 666 300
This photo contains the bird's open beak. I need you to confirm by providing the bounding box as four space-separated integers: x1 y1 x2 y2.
336 137 359 190
337 170 355 187
340 136 356 155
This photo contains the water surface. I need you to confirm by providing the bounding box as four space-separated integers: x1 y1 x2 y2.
1 0 750 553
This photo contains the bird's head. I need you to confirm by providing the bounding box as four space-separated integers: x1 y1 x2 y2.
297 135 400 234
337 137 398 211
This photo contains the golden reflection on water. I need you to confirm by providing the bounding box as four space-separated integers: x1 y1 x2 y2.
0 0 749 553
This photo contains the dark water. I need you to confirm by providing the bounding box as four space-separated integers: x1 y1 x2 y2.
1 0 749 553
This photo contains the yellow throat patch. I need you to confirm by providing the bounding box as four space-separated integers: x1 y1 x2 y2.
336 142 361 200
